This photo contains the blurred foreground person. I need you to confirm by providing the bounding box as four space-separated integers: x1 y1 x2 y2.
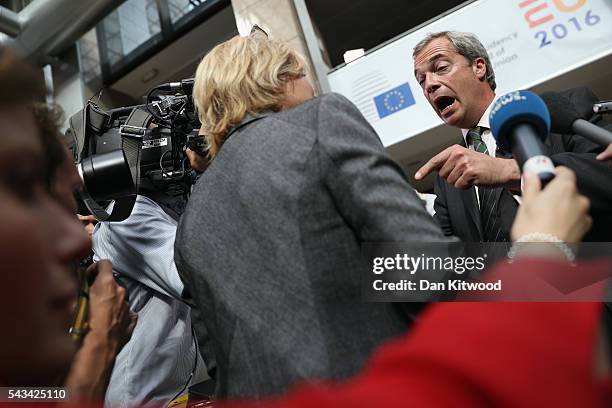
0 47 85 388
177 33 450 398
0 51 133 404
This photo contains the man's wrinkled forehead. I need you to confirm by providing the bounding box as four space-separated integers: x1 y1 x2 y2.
413 38 459 76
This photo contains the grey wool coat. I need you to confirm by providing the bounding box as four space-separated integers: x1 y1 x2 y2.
175 93 448 398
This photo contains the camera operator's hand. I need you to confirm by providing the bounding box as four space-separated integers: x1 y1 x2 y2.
185 147 210 173
511 167 592 243
65 260 136 402
596 143 612 166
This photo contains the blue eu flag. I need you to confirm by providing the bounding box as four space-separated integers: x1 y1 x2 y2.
373 83 415 119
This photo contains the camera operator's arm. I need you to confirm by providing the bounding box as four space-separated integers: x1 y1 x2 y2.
93 196 185 300
65 260 136 402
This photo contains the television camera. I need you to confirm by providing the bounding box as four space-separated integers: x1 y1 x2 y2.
68 78 204 221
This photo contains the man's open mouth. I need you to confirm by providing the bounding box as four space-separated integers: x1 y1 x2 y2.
435 96 456 115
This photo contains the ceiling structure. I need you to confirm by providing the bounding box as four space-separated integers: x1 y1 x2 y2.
0 0 124 63
305 0 466 67
110 4 237 99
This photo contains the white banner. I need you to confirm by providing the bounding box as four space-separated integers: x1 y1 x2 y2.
327 0 612 147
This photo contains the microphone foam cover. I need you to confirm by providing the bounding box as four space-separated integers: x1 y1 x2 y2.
539 91 584 134
489 90 551 152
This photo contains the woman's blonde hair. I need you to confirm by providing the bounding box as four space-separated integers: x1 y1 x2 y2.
193 35 307 158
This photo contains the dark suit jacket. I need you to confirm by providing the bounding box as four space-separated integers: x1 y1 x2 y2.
434 87 612 242
175 94 449 398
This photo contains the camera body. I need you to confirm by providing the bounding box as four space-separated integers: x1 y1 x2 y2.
69 79 204 221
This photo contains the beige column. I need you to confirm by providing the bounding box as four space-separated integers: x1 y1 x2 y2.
230 0 313 78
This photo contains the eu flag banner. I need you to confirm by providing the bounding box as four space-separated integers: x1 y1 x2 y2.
373 83 415 119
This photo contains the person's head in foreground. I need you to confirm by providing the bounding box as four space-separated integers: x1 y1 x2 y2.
193 33 315 158
31 102 83 214
0 48 90 386
413 31 496 129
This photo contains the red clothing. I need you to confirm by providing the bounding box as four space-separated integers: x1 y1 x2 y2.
225 259 612 408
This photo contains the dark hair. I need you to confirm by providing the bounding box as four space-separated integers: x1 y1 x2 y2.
31 103 69 190
0 47 45 105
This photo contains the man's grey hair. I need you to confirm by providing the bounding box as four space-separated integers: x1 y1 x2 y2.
413 31 496 91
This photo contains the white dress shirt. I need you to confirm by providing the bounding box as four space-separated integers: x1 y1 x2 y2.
93 195 208 408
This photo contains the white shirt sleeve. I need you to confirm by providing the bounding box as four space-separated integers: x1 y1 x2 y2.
93 195 185 300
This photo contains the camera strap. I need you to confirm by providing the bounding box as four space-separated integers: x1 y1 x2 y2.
122 107 151 191
98 107 154 221
80 107 150 222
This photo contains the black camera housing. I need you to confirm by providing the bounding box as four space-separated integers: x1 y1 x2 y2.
69 80 203 221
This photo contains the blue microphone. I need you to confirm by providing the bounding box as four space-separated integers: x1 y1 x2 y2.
489 90 555 185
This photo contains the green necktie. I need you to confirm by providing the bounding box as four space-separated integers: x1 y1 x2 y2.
467 126 488 155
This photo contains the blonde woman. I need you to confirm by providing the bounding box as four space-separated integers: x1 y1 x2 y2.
175 33 450 398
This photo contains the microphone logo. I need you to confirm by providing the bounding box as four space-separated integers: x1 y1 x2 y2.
490 91 528 118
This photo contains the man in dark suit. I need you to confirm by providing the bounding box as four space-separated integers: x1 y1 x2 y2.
412 31 612 242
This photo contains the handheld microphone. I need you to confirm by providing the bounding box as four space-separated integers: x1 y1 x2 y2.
540 91 612 146
156 78 194 94
490 90 555 185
